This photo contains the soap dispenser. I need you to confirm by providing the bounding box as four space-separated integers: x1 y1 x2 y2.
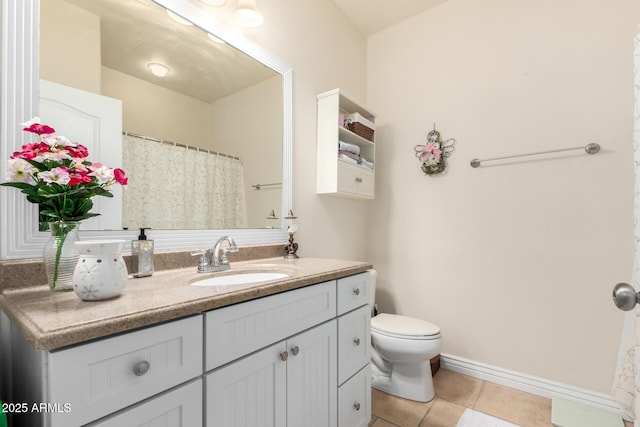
131 228 154 278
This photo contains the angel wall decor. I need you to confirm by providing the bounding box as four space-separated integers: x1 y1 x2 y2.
414 125 456 175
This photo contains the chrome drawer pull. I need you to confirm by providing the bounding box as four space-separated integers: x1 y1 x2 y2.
353 288 360 296
355 177 363 183
353 402 361 411
291 346 300 356
353 338 361 346
280 351 289 361
133 361 150 376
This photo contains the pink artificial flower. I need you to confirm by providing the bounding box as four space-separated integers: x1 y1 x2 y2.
12 142 50 160
41 134 73 148
66 144 89 158
68 170 92 187
37 167 70 185
88 163 114 184
20 117 55 135
113 168 128 187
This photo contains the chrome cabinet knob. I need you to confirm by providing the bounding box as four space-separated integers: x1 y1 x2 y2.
291 346 300 356
353 288 360 296
280 351 289 361
353 338 361 346
355 177 363 183
133 361 150 376
353 402 361 411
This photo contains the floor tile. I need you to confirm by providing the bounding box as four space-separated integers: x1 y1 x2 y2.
433 369 483 408
474 382 552 427
371 417 400 427
420 398 467 427
372 388 434 427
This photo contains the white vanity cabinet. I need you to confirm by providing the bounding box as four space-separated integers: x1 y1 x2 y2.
1 314 203 427
206 320 337 427
1 270 372 427
317 88 376 200
204 281 338 427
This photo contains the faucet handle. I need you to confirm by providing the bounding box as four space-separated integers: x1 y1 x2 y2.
190 250 208 272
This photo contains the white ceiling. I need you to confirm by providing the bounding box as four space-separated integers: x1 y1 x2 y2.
332 0 450 35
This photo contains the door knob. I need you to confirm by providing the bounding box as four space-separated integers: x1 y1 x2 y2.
612 283 639 311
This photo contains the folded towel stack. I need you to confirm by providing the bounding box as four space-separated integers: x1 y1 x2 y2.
338 140 360 155
359 157 374 169
337 143 375 170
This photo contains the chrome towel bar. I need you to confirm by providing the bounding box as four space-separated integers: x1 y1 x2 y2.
470 143 600 168
251 182 282 190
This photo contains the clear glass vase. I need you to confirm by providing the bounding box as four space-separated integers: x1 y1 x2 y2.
43 221 80 292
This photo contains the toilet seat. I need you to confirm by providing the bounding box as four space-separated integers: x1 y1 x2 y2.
371 313 441 340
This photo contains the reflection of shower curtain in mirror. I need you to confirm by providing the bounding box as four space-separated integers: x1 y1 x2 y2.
121 135 247 230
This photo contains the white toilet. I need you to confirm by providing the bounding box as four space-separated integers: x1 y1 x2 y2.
369 270 442 402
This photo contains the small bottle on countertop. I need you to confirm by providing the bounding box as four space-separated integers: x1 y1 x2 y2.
131 227 154 278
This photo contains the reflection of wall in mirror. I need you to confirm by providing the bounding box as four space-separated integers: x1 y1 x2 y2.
40 0 283 229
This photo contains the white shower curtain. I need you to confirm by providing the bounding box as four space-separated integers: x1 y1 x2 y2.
612 32 640 424
121 135 248 230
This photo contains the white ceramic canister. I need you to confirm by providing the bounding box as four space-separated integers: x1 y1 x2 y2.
73 240 128 301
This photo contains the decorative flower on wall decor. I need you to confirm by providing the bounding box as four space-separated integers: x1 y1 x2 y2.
2 117 128 224
414 125 456 175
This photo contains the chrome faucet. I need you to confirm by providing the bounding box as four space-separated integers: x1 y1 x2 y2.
191 236 239 273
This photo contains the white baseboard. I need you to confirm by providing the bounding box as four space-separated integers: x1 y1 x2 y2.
440 353 630 421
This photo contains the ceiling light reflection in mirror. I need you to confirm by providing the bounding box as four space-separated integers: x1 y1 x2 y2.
40 0 283 231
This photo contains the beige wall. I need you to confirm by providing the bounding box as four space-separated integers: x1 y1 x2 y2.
367 0 639 393
40 0 101 93
209 76 283 229
240 0 370 259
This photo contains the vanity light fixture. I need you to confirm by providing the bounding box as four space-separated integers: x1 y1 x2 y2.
234 0 264 28
166 9 193 25
147 62 171 77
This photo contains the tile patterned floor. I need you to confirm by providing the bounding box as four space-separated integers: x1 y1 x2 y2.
370 368 633 427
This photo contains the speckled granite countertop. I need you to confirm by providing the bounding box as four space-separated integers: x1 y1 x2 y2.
0 257 372 351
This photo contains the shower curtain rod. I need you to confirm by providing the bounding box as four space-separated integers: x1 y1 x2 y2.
123 131 241 161
469 143 601 168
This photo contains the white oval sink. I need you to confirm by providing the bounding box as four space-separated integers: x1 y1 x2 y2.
190 272 289 288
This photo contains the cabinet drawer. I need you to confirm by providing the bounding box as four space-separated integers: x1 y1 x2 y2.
86 379 202 427
206 280 336 370
337 272 370 315
337 161 374 198
338 365 371 427
48 315 202 427
338 304 371 385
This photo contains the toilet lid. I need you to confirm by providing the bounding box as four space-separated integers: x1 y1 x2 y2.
371 313 440 339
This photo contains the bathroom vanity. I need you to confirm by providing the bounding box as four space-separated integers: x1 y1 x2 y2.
0 258 372 427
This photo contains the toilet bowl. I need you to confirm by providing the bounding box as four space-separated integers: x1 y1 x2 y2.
369 270 442 402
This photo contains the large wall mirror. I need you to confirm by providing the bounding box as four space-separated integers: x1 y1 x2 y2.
0 0 292 259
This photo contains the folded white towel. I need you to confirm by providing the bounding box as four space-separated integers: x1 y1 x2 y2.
359 157 374 169
338 153 359 165
338 140 360 155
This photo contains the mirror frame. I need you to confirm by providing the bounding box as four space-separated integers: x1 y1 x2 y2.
0 0 292 259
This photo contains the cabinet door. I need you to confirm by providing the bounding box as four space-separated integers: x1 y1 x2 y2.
86 379 202 427
287 320 337 427
206 341 287 427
